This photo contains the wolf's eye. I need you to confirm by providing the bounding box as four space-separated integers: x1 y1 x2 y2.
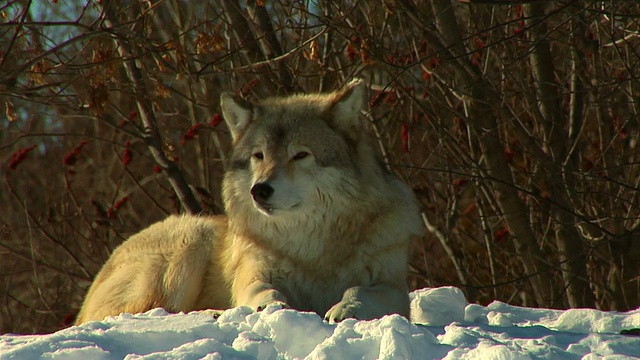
292 151 309 160
253 152 264 160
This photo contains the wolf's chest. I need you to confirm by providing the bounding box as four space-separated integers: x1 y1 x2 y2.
269 252 369 315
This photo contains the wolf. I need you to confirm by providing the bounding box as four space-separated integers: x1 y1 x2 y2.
75 79 424 325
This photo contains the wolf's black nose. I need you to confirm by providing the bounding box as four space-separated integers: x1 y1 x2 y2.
251 182 274 203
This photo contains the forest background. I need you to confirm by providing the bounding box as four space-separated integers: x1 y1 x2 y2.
1 0 639 334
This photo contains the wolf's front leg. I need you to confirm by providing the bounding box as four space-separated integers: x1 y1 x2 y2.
325 284 410 323
232 265 289 311
239 280 289 310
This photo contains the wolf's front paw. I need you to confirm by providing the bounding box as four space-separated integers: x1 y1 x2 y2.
248 288 289 312
256 300 289 312
324 300 365 323
191 309 225 319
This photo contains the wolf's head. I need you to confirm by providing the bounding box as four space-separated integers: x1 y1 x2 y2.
220 79 375 222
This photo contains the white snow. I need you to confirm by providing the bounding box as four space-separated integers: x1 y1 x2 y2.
1 287 639 359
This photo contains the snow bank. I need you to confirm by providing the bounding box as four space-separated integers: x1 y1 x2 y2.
1 287 639 359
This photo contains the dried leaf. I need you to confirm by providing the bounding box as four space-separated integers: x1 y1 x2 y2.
5 100 16 122
195 30 225 54
30 61 48 85
360 40 375 65
89 84 109 113
155 83 170 99
303 39 319 61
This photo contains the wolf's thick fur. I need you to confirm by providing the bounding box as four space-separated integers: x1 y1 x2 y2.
75 79 423 324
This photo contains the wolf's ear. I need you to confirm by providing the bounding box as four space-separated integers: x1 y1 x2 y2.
221 93 253 141
330 78 365 139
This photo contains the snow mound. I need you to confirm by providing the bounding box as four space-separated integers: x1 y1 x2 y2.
1 287 639 359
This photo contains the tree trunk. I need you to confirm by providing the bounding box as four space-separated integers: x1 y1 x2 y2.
524 3 595 308
420 0 556 307
101 0 202 214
